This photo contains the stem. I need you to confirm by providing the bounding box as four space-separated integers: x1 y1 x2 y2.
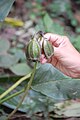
0 73 31 100
0 89 24 104
7 62 37 120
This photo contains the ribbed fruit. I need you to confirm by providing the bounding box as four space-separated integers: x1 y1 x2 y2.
26 38 41 61
42 38 54 59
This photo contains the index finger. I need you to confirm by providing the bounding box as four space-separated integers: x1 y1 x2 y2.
44 33 64 47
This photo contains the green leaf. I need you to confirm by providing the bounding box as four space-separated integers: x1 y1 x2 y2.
0 86 5 94
0 116 7 120
35 19 46 32
36 13 64 34
52 22 64 35
16 43 24 49
55 101 80 117
32 79 80 102
9 48 26 62
0 39 10 53
71 19 78 27
0 0 15 21
10 63 32 75
43 13 53 32
76 27 80 33
32 63 80 102
0 54 19 68
32 63 67 85
43 13 64 34
1 89 50 114
73 36 80 52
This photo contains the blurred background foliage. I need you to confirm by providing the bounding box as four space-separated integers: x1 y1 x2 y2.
0 0 80 76
0 0 80 120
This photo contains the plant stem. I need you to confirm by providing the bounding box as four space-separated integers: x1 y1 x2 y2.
7 62 37 120
0 73 31 100
0 89 24 104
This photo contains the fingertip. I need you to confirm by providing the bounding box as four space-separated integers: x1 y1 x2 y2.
44 33 60 39
44 33 62 47
44 33 52 40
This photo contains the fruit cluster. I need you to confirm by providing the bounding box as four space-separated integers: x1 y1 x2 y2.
26 31 54 61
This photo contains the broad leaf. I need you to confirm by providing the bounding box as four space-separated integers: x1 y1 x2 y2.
0 39 10 53
54 101 80 117
0 54 19 68
1 88 53 114
0 116 7 120
43 13 64 34
10 63 32 75
32 63 80 102
36 13 64 34
43 13 54 32
35 19 46 32
9 48 26 62
32 63 68 85
32 79 80 102
0 0 15 21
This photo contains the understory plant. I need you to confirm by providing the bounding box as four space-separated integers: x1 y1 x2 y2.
0 1 80 120
0 30 54 119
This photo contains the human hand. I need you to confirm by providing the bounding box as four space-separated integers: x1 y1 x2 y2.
40 33 80 78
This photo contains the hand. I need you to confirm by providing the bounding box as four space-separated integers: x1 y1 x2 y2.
40 33 80 78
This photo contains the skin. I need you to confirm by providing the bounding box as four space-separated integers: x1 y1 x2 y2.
40 33 80 78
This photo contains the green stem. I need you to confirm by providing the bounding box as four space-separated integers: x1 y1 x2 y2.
7 62 37 120
0 73 31 100
0 89 24 104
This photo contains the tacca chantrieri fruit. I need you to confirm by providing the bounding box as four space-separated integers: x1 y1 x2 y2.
26 31 54 61
42 37 54 59
26 37 41 61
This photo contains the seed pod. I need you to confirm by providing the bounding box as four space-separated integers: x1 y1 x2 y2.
34 31 44 45
26 38 41 61
42 38 54 59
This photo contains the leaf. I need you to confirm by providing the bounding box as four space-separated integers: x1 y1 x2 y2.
73 36 80 52
43 13 64 34
0 39 10 53
32 63 80 102
32 63 68 86
2 89 50 114
52 22 64 35
32 79 80 102
9 48 26 62
55 101 80 117
16 43 24 49
76 27 80 33
35 19 46 32
10 63 32 75
0 75 21 83
43 13 54 32
0 54 19 68
14 49 26 62
0 116 7 120
0 0 15 21
4 17 24 27
36 13 64 34
0 86 5 94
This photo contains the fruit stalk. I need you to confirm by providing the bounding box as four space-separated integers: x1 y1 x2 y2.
7 62 37 120
0 73 31 100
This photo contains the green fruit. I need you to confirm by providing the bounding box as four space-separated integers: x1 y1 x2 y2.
26 38 41 61
42 38 54 59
